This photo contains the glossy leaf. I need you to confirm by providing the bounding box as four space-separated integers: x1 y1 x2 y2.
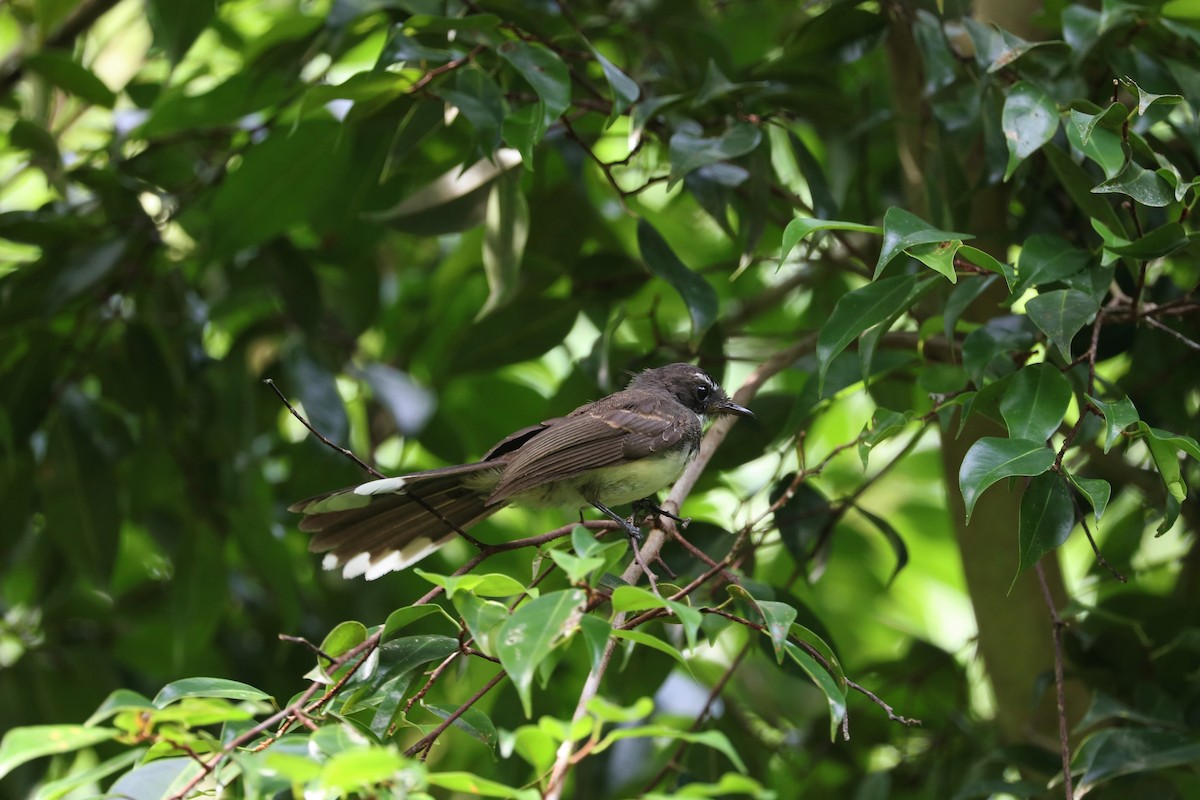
453 592 509 657
610 629 692 673
1024 288 1099 362
1002 81 1059 180
24 51 116 107
1016 473 1075 578
1014 235 1090 294
1105 222 1191 259
0 726 119 780
425 704 499 750
592 50 640 121
207 120 348 255
637 219 718 340
784 642 848 741
1067 472 1111 522
1087 394 1139 453
415 569 526 599
875 207 971 279
858 408 911 467
497 40 571 122
496 590 586 716
816 274 931 394
152 678 272 708
480 168 529 317
779 216 882 265
381 605 451 641
958 245 1017 291
611 586 702 650
856 506 910 586
999 363 1072 442
959 437 1056 522
1092 159 1175 207
1074 729 1200 795
667 121 762 186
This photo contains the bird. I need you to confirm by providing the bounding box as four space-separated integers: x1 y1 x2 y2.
290 363 753 580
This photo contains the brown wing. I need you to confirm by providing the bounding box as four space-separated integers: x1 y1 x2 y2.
487 389 695 503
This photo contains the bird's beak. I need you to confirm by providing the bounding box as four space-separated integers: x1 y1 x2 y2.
712 398 754 418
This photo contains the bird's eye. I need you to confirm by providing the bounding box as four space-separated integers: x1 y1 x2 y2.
696 383 711 401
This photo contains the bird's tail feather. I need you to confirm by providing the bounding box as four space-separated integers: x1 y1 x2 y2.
291 465 503 580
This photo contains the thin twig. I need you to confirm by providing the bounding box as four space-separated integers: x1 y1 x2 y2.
1035 562 1075 800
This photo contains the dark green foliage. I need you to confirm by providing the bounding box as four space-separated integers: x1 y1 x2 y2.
1 0 1198 798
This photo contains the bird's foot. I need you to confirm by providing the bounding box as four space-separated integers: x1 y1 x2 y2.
632 497 691 529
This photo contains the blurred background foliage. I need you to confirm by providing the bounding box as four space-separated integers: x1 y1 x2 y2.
0 0 1198 797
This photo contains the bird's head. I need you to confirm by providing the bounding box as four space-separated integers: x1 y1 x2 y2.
629 363 754 419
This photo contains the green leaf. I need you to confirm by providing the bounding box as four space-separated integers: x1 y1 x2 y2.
85 690 154 726
427 771 540 799
414 569 526 599
497 40 571 122
152 678 273 708
320 746 405 792
382 605 453 641
1092 159 1175 207
779 217 882 266
1014 235 1091 295
610 629 692 673
668 121 762 186
1024 288 1099 362
1087 394 1139 453
138 71 292 138
1068 103 1128 146
496 590 586 716
858 408 911 467
375 635 459 681
453 592 509 657
784 642 848 741
906 239 963 283
1016 473 1075 579
816 274 933 394
875 207 971 279
0 726 119 780
1002 81 1059 180
958 245 1017 291
959 437 1056 522
24 51 116 107
146 0 216 64
1139 423 1200 516
207 119 348 255
586 695 655 723
1120 76 1184 115
637 219 718 340
1067 472 1111 522
1043 143 1126 233
441 67 506 153
755 600 798 664
1074 729 1200 795
40 391 120 583
999 363 1072 442
446 299 579 375
425 704 499 750
855 506 910 586
107 756 204 800
611 586 702 650
592 49 640 122
32 747 147 800
1105 222 1191 259
547 549 606 584
1066 109 1127 180
593 725 747 773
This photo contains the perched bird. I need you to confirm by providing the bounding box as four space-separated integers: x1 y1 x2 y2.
290 363 752 580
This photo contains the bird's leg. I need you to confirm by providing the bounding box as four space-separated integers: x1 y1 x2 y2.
590 500 643 542
632 496 691 529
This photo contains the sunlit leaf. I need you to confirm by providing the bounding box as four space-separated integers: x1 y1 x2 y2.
496 590 586 716
1015 473 1075 579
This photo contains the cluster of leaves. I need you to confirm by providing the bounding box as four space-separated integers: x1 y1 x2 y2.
1 0 1199 798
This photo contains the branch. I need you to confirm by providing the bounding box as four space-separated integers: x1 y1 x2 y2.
1036 562 1075 800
